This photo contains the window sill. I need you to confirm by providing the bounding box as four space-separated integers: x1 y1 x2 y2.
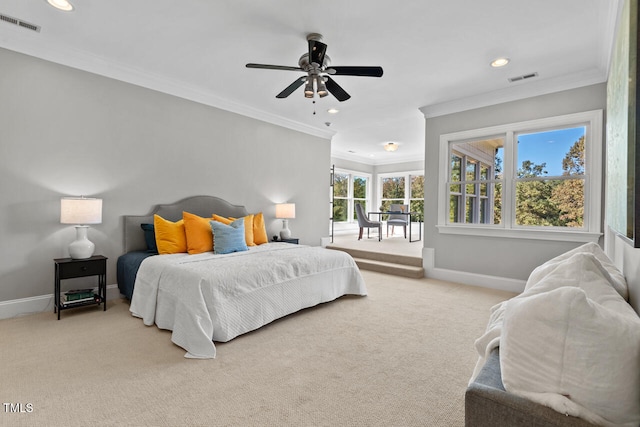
436 224 601 242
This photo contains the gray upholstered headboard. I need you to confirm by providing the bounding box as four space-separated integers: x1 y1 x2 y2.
123 195 249 253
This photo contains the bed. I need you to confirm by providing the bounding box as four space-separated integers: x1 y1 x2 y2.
117 196 367 358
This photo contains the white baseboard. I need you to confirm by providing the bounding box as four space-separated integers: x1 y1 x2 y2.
422 248 525 293
0 284 122 320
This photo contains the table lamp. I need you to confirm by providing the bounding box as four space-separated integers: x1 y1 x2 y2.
60 197 102 259
275 203 295 239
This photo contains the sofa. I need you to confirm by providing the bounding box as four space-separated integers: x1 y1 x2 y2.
465 243 640 427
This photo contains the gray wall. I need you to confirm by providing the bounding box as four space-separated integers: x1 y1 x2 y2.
331 157 374 174
422 83 607 281
373 160 424 175
0 48 331 303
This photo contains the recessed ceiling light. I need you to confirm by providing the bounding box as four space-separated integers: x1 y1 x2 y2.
327 108 339 114
46 0 74 12
490 57 510 68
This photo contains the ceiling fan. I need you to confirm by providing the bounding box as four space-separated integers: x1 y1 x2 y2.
246 33 383 102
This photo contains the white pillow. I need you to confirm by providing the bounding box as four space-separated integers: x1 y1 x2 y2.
472 252 629 384
523 252 635 316
501 286 640 426
526 242 628 299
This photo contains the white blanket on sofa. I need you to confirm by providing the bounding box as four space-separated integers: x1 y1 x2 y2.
130 243 367 358
471 242 630 381
471 242 640 426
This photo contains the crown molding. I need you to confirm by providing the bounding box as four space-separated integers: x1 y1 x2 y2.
331 150 424 166
420 67 607 119
0 40 335 140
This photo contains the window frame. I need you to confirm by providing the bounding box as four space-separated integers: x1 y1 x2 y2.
437 110 603 242
378 170 425 220
333 168 372 223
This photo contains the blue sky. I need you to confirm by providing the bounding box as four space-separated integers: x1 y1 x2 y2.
517 127 585 176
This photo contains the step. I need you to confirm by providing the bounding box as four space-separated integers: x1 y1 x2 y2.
352 258 425 279
325 245 422 267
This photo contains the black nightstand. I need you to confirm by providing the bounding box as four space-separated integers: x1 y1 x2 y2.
279 238 299 244
54 255 107 320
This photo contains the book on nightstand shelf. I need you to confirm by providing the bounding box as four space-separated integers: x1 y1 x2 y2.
65 289 95 300
60 289 100 305
60 296 97 305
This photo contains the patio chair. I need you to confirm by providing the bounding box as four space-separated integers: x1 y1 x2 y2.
387 204 409 238
355 204 381 241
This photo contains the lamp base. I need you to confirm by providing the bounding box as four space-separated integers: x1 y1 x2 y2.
69 226 95 259
280 219 292 239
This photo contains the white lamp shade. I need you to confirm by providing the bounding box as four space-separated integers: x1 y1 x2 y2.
61 197 102 224
275 203 296 219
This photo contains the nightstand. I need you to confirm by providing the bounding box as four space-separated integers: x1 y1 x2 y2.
279 238 299 244
54 255 107 320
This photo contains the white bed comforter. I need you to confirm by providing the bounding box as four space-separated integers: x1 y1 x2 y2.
130 243 367 358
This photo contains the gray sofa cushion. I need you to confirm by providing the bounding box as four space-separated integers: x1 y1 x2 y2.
465 347 595 427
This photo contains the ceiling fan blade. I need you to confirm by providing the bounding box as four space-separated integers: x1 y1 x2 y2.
308 39 327 66
246 63 304 72
325 76 351 102
276 76 307 99
326 66 383 77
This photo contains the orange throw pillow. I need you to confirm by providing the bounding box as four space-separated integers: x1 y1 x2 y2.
252 212 268 245
228 214 256 246
183 212 214 254
153 215 187 254
212 214 232 225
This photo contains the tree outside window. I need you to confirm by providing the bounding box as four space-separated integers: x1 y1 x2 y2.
379 172 425 222
333 173 349 222
353 176 367 220
333 170 370 223
515 130 585 227
381 177 405 212
410 175 425 222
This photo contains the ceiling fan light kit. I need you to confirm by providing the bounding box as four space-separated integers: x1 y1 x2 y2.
246 33 383 102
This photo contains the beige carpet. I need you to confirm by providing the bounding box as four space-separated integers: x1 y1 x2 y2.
0 271 514 427
330 234 423 258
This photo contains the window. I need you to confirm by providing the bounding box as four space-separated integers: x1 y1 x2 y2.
378 171 425 221
333 169 371 222
438 110 602 241
353 175 367 221
449 138 502 225
333 172 349 222
410 175 425 222
380 176 405 212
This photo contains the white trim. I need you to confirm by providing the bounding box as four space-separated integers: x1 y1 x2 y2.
420 69 606 119
331 151 426 166
425 267 525 294
436 224 601 242
0 284 121 320
422 248 524 293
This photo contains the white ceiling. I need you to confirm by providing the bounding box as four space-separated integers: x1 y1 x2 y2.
0 0 621 165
